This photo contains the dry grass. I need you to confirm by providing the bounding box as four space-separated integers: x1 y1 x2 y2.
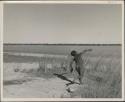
70 56 121 98
3 50 122 98
20 54 121 98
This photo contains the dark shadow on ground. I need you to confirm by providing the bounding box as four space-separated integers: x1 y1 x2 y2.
53 73 80 86
3 78 32 85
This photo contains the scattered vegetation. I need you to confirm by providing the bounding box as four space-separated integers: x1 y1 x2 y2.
3 45 122 98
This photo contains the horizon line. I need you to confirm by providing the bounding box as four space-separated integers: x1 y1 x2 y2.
3 43 121 46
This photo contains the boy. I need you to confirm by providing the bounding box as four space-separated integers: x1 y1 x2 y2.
70 49 92 84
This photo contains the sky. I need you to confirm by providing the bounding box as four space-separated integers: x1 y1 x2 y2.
3 4 122 44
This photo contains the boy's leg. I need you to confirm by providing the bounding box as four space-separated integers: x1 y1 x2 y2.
80 67 86 84
76 67 83 84
72 69 78 83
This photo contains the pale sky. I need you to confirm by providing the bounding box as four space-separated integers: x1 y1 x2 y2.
3 4 122 44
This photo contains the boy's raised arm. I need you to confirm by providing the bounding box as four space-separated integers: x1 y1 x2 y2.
80 49 93 55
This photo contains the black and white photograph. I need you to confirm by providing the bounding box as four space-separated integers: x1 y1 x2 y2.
0 0 124 101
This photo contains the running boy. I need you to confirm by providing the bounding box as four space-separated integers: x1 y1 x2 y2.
70 49 92 84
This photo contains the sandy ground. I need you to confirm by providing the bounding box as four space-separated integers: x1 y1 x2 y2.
3 77 73 98
3 63 80 98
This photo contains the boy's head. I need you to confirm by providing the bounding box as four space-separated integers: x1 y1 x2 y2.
71 50 77 56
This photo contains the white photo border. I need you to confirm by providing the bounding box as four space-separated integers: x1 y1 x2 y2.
0 0 124 101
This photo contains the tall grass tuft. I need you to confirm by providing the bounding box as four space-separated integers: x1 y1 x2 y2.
71 57 121 98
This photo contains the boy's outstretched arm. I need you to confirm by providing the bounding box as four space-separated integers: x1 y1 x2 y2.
80 49 93 55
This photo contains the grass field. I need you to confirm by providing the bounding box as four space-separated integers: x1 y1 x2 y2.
3 44 122 98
